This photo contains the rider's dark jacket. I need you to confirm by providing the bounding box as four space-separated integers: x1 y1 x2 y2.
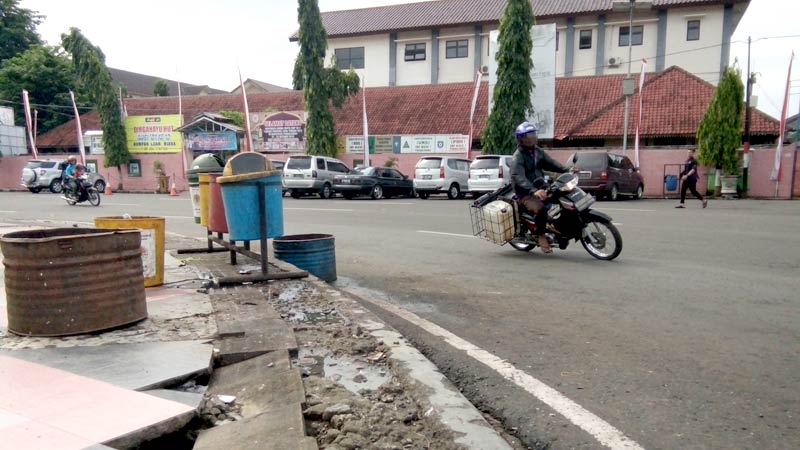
510 145 569 198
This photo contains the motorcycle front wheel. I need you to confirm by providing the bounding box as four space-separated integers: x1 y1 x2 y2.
580 219 622 260
87 189 101 206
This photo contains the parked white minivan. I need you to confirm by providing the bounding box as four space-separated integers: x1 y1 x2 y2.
413 157 471 199
283 155 351 199
467 155 513 194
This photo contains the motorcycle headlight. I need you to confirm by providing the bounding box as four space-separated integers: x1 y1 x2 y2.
560 177 579 192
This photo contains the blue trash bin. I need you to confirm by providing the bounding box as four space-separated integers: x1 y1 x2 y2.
665 175 678 192
273 234 337 282
217 170 283 241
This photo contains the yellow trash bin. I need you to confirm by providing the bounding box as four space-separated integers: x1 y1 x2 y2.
198 174 211 226
94 216 166 287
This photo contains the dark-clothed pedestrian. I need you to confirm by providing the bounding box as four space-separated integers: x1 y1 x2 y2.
676 148 707 208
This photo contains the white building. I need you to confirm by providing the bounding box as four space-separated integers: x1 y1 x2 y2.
290 0 749 88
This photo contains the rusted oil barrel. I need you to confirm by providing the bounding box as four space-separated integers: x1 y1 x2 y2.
273 234 336 282
0 228 147 337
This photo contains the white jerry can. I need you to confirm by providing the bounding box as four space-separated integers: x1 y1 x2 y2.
482 200 515 244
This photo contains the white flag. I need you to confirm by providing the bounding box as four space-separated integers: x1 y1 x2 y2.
238 68 253 152
468 71 482 159
634 59 647 168
771 52 793 182
21 90 38 159
69 91 85 164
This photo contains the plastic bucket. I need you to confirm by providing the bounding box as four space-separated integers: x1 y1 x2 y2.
207 173 228 233
665 175 678 192
198 174 211 226
273 234 337 282
217 171 283 241
94 216 166 287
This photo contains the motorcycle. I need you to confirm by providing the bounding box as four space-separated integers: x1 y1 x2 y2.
470 172 622 260
63 175 101 207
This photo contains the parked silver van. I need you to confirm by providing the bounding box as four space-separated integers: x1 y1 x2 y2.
283 155 351 199
467 155 512 194
413 157 471 199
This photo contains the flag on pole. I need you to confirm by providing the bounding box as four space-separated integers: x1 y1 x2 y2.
177 77 188 176
69 91 86 164
468 71 482 160
634 59 647 168
362 75 369 167
771 51 794 182
21 90 38 159
238 68 253 152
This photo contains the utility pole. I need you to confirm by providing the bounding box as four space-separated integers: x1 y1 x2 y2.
742 36 753 197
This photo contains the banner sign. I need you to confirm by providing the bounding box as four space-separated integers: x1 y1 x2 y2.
346 135 469 154
125 115 183 153
257 111 305 152
489 24 557 139
187 131 238 151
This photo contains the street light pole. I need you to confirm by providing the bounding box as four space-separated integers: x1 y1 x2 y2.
621 0 635 156
742 36 753 197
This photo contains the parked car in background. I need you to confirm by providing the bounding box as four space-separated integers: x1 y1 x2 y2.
333 166 414 200
467 155 512 195
283 155 350 199
566 151 644 200
20 159 106 194
413 156 471 199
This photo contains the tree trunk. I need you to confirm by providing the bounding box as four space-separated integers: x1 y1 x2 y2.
117 166 124 192
714 168 722 197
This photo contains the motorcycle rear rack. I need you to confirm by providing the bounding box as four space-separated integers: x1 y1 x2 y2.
469 199 519 246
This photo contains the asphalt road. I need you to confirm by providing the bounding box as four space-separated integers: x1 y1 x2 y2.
1 191 798 449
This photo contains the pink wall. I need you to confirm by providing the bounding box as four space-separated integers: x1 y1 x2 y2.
0 153 189 193
3 146 796 198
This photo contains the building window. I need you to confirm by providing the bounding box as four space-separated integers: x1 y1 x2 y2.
687 20 701 41
579 30 592 49
127 160 142 177
446 40 468 58
334 47 365 69
404 43 426 61
619 25 643 46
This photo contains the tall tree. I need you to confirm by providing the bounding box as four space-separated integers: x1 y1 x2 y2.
481 0 535 155
696 66 744 196
0 45 87 133
297 0 336 156
295 1 360 157
62 28 130 190
153 79 169 96
0 0 42 63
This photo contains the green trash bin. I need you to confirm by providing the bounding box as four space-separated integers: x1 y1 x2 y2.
187 154 225 226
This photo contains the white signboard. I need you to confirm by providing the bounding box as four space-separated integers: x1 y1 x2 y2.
0 106 14 126
346 136 366 153
448 135 470 153
0 124 27 156
434 136 449 153
488 24 557 139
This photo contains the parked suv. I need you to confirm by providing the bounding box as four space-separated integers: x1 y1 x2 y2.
566 152 644 200
282 155 350 199
413 157 471 199
467 155 512 194
20 159 106 194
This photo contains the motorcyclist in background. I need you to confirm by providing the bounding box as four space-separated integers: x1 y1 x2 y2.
509 121 570 254
63 155 79 199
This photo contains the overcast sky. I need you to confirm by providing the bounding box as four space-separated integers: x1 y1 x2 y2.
19 0 800 119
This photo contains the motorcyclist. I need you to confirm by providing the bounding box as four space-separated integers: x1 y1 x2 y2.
509 121 570 254
63 155 79 198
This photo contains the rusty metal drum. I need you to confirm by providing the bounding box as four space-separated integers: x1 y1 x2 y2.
0 228 147 337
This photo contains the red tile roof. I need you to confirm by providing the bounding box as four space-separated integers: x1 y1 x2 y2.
36 66 777 149
289 0 745 40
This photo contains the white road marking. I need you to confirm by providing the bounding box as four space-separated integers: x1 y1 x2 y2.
161 215 193 219
100 203 141 206
613 222 623 226
285 207 354 212
360 295 646 450
417 230 475 238
0 211 17 214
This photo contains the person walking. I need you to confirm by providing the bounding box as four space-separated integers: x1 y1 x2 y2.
676 148 707 208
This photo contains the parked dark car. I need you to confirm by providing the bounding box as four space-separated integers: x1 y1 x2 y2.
333 166 414 200
566 152 644 200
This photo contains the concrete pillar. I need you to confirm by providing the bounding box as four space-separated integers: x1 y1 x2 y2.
720 3 734 76
389 32 397 86
595 15 606 75
565 17 575 76
431 29 440 85
656 10 667 71
474 25 483 76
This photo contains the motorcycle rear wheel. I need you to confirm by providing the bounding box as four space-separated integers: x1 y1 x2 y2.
580 219 622 260
88 189 101 206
